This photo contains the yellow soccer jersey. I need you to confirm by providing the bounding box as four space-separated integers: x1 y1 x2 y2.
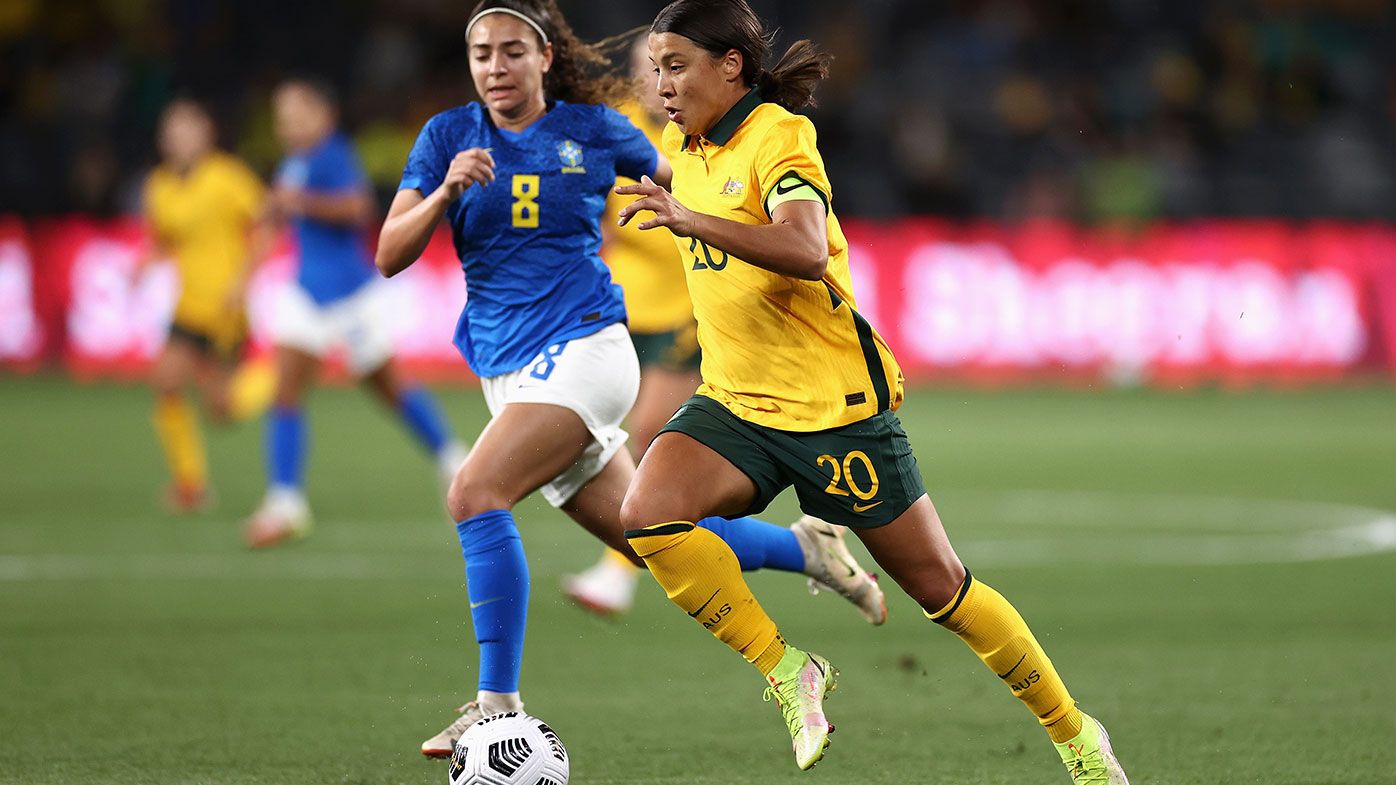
662 89 904 432
601 103 693 334
145 153 263 336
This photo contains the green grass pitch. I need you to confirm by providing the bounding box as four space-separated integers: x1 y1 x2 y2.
2 376 1394 784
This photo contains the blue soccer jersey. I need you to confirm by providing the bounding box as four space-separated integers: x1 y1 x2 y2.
398 101 658 378
277 132 376 305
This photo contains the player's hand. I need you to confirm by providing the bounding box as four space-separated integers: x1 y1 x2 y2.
440 148 496 202
272 186 307 218
615 176 695 236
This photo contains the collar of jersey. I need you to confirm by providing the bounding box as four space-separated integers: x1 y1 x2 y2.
682 87 762 150
485 99 559 141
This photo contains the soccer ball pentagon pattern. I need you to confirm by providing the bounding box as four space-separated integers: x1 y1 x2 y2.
448 712 569 785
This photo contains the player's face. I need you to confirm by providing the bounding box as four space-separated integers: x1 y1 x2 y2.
648 32 740 137
158 105 214 170
273 86 331 152
468 15 552 118
629 36 665 120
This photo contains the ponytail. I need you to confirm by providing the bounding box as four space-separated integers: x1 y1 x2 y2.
755 40 831 110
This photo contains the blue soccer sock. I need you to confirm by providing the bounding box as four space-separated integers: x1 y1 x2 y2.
266 405 305 490
457 509 529 694
397 385 452 456
696 516 806 573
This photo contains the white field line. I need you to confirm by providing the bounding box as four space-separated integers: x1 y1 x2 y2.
1 490 1394 580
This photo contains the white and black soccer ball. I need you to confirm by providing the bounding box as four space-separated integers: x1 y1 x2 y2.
448 712 569 785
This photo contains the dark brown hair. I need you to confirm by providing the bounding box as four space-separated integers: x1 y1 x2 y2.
468 0 639 106
651 0 831 110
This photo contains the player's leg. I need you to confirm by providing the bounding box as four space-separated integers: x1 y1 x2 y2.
420 401 595 757
359 358 468 489
150 329 210 512
620 418 837 770
245 345 319 547
566 338 826 614
564 331 698 611
853 496 1128 783
196 315 269 425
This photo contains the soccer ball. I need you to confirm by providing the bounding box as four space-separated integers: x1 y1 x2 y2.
448 712 569 785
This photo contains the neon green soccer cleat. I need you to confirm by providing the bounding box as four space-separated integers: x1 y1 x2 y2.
763 649 838 770
1054 713 1130 784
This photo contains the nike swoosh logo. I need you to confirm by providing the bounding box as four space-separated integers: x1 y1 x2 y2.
687 589 720 619
852 501 883 513
774 181 805 195
995 653 1027 679
470 597 506 610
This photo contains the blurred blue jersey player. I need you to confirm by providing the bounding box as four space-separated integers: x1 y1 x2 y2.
245 78 468 548
375 0 886 760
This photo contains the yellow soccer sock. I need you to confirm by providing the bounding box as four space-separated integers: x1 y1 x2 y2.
626 521 787 676
928 573 1083 743
603 547 641 573
228 356 277 422
153 395 207 490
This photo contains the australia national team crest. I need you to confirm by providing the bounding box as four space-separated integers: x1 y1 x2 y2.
721 176 745 196
557 140 585 173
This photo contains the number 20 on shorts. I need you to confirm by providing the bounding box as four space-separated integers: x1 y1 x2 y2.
512 174 540 228
817 450 881 500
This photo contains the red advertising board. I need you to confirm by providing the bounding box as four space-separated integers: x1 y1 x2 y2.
2 217 1393 386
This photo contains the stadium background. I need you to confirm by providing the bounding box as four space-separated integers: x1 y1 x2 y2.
2 2 1395 784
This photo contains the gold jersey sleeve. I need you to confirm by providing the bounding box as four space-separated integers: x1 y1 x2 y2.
145 153 264 332
664 94 903 432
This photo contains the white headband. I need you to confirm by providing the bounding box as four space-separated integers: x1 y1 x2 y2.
465 8 550 46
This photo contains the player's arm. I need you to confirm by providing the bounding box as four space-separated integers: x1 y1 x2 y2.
278 187 374 227
376 147 495 277
616 176 828 280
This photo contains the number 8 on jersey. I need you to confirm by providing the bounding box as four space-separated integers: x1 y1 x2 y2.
512 174 540 228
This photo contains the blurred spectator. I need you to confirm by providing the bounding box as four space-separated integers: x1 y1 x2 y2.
0 0 1393 220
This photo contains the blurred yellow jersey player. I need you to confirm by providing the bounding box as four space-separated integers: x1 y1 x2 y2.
564 37 701 616
138 99 275 512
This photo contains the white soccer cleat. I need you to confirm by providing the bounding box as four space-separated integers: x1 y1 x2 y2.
244 488 312 549
791 515 887 624
562 556 639 616
422 693 524 758
421 701 485 759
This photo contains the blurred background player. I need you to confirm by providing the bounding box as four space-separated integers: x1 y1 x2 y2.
560 35 869 617
138 98 276 512
244 78 468 548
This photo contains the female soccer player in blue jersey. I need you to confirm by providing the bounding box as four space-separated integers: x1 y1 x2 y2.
375 0 886 759
244 79 469 548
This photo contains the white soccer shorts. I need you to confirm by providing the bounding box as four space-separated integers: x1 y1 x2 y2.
272 281 395 375
480 322 640 507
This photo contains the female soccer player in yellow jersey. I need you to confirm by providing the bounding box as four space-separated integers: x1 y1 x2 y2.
138 99 275 511
616 1 1131 781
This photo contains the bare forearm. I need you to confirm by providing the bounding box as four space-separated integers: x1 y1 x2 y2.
376 189 448 277
299 191 372 226
686 212 828 280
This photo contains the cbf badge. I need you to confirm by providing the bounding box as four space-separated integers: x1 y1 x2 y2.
558 140 585 173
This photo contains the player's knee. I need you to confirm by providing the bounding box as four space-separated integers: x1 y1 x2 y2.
619 485 681 533
447 470 511 522
905 562 968 616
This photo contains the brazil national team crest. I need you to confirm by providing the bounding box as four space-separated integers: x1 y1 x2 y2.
721 177 745 196
557 140 585 173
